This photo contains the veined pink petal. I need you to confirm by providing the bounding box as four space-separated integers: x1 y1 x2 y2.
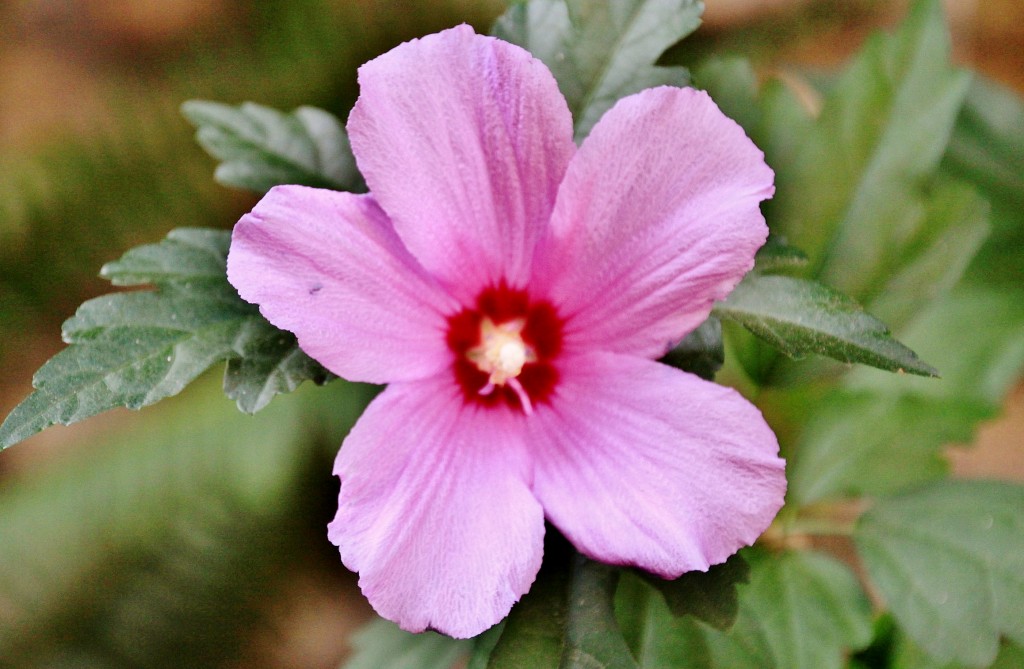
536 87 774 359
227 186 458 384
328 376 544 638
528 351 785 576
348 25 576 302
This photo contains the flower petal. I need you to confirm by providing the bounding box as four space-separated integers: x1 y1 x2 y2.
227 185 457 384
328 376 544 638
348 25 575 301
528 351 785 577
536 87 774 359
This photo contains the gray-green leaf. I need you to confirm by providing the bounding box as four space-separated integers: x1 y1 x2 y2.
182 100 363 193
0 228 330 450
494 0 703 141
855 480 1024 667
713 274 937 376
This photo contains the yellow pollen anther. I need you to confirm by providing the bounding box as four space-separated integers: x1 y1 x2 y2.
467 317 536 387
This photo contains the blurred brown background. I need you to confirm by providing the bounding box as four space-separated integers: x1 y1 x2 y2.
0 1 1022 667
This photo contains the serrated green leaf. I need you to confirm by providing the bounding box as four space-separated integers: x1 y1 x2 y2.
855 481 1024 667
182 100 363 194
640 552 749 630
494 0 702 141
0 228 329 450
770 0 971 305
99 227 234 286
713 274 937 376
224 317 334 413
342 618 470 669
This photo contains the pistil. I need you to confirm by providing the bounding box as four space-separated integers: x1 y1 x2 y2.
467 317 537 413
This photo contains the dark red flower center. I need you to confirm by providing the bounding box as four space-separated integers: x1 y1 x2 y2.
446 283 562 413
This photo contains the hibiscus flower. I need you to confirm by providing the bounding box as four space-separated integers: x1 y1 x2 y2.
227 25 786 639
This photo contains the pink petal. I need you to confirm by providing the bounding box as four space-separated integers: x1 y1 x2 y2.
227 186 458 384
528 351 785 576
328 376 544 638
536 87 774 359
348 25 575 302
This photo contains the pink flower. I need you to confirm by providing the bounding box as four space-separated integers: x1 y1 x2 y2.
227 25 785 638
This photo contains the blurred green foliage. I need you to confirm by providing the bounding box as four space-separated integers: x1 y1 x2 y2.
0 1 491 666
2 0 1024 667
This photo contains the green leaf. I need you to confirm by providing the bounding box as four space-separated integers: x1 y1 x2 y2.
787 285 1024 505
770 0 971 304
342 618 470 669
943 76 1024 226
562 557 640 669
845 286 1024 406
865 179 989 331
693 57 813 191
492 0 572 67
889 630 1024 669
855 480 1024 667
753 238 809 273
181 100 363 194
468 623 506 669
992 642 1024 669
488 551 568 669
787 390 992 505
0 228 329 450
488 547 637 669
661 317 723 381
640 552 749 630
617 550 873 669
615 573 713 669
494 0 703 141
943 77 1024 291
223 317 334 413
701 550 874 669
713 274 937 376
